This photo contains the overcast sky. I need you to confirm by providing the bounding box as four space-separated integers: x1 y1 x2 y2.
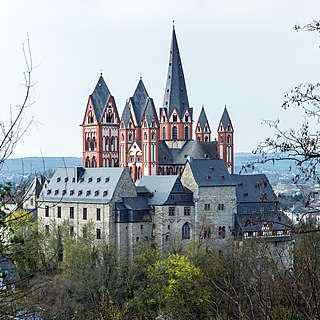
1 0 320 159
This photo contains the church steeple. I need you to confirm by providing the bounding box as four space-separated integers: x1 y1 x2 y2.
163 26 190 118
195 106 211 142
160 26 193 143
217 106 234 174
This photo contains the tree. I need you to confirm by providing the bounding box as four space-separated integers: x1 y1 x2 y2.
250 21 320 186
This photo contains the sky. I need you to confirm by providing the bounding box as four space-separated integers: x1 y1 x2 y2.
1 0 320 159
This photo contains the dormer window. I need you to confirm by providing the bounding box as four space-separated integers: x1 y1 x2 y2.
72 177 75 183
64 177 68 183
94 190 99 197
78 190 82 196
86 190 91 197
57 177 61 183
47 189 52 195
105 177 110 183
80 177 84 183
70 189 74 196
62 190 66 196
103 190 108 197
88 177 93 183
54 189 59 195
97 177 101 183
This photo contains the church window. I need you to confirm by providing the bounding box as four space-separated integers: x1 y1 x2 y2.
227 135 231 144
185 115 189 122
168 207 175 216
184 207 190 216
205 136 209 142
121 134 124 141
86 137 90 151
172 126 177 140
128 122 132 129
151 131 155 140
173 114 177 122
88 113 94 124
220 135 223 143
92 156 97 168
143 121 147 128
144 132 147 140
128 133 132 141
182 223 190 239
162 116 166 122
227 125 231 131
184 126 189 140
85 156 90 168
162 127 166 140
106 111 113 123
111 137 114 151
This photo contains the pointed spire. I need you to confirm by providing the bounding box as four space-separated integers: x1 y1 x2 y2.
219 106 233 131
163 26 190 118
90 74 111 122
130 78 149 124
197 106 210 131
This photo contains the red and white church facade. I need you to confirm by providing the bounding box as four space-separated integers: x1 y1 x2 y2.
81 27 234 182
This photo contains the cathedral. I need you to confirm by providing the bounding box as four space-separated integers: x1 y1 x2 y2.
81 26 234 182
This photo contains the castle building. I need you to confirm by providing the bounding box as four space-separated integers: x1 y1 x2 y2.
81 26 235 181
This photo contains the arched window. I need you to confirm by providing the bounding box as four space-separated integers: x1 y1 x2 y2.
220 135 223 143
85 156 90 168
172 126 177 140
106 137 109 151
184 126 189 140
144 132 147 140
151 131 155 140
111 137 114 151
114 137 118 151
205 136 209 142
91 137 96 150
182 223 190 239
86 137 90 151
227 135 231 144
121 134 124 141
106 111 113 123
128 133 132 141
162 127 166 140
88 113 94 124
92 156 97 168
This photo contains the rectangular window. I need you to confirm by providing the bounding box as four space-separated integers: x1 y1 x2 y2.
184 206 190 216
140 224 143 230
96 228 101 240
83 208 87 220
57 206 61 218
169 207 175 216
136 237 139 242
204 203 210 211
218 204 224 210
96 208 101 221
45 206 49 217
70 207 74 219
70 226 74 236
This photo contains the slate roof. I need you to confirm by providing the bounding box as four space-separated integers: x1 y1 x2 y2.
187 159 235 187
131 78 149 124
219 107 233 131
138 175 180 205
232 174 276 203
163 27 190 118
121 196 150 210
197 106 210 131
158 140 218 165
142 98 158 126
121 101 132 128
40 167 127 204
90 75 111 122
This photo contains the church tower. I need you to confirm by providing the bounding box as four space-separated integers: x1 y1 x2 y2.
119 78 159 181
195 106 211 142
81 74 120 168
217 107 234 174
160 26 193 148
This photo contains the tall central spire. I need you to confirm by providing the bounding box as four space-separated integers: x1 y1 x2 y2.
163 26 190 118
